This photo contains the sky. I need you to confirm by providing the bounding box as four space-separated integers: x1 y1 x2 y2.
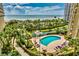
3 3 64 15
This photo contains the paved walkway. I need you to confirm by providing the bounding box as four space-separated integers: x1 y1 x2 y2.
14 39 29 56
15 45 29 56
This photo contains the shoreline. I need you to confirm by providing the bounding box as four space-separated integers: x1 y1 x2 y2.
4 17 64 22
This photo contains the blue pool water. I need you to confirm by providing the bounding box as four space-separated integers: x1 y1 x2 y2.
40 36 61 46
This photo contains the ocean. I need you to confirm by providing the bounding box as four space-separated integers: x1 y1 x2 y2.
4 15 64 21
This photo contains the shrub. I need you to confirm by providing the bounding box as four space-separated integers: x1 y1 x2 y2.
25 40 34 48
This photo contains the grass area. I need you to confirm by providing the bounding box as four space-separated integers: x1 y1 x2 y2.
41 25 68 32
26 31 32 37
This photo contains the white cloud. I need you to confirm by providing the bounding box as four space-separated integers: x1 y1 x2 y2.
3 4 64 15
13 5 26 15
4 4 26 15
41 5 61 11
14 5 23 9
27 5 61 11
25 6 32 9
25 5 64 15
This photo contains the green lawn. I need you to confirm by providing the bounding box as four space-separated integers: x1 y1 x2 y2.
41 25 68 32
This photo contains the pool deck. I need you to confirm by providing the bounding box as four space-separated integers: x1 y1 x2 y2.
30 35 66 53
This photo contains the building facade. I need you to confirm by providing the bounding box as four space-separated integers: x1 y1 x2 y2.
0 3 5 31
64 3 71 20
65 3 79 38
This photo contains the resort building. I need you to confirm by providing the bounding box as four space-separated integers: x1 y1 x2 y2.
65 3 79 38
64 3 71 20
0 3 5 31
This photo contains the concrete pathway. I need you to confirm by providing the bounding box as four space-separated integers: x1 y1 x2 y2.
14 39 29 56
15 45 29 56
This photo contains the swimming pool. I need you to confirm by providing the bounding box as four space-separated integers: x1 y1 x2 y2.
40 35 61 46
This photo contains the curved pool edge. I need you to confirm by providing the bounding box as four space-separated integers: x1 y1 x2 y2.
39 35 61 46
